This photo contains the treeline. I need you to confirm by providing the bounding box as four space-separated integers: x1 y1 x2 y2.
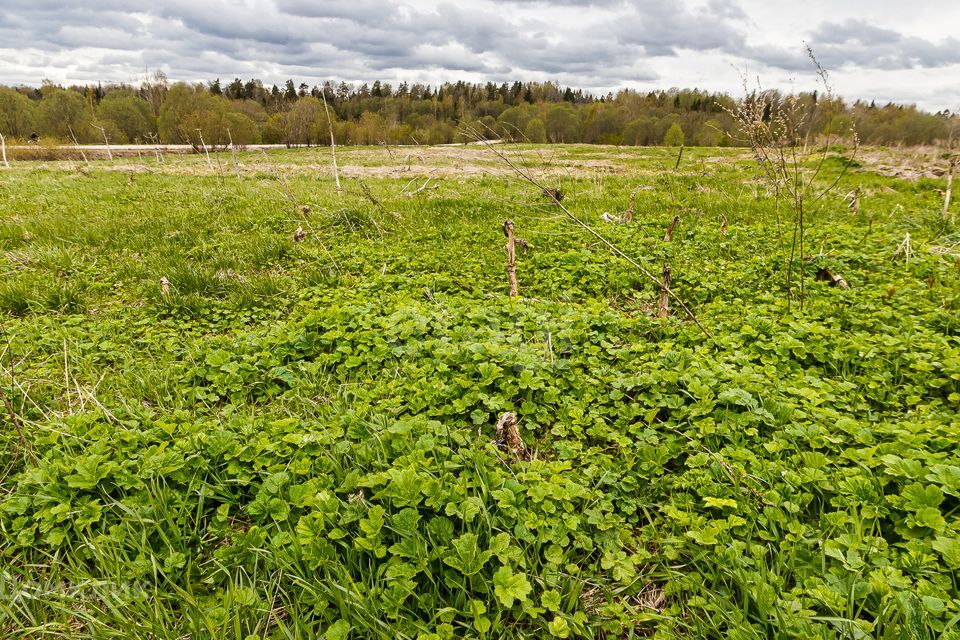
0 72 956 148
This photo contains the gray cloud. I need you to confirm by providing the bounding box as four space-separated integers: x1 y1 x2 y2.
743 19 960 74
610 1 745 55
810 19 960 69
0 0 956 110
272 0 402 21
707 0 747 20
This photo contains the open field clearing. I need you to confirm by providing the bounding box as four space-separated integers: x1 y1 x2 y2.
1 144 959 639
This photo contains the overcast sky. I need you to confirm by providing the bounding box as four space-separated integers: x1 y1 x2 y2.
1 0 958 111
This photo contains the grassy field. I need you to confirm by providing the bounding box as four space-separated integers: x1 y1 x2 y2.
1 144 959 639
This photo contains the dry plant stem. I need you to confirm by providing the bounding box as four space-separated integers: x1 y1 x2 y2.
93 124 113 160
227 128 242 180
720 214 728 236
504 219 518 297
664 215 680 242
623 190 635 223
658 263 671 318
62 339 74 411
659 212 677 318
473 132 711 338
0 132 9 168
848 188 860 215
945 158 955 221
196 130 214 170
356 181 388 236
68 126 89 166
404 178 438 198
320 89 342 192
895 232 913 262
727 53 858 311
149 133 164 163
674 145 684 172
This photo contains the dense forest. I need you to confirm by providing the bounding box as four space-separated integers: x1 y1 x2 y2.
0 72 956 148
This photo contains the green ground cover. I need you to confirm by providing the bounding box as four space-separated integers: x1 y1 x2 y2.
1 145 958 639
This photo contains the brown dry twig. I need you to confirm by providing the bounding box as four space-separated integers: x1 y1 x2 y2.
503 219 519 297
658 263 671 318
623 190 636 223
664 215 680 242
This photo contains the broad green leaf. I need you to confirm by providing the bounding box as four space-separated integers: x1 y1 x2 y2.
703 497 738 509
901 483 943 510
542 589 562 612
470 600 490 633
325 619 351 640
359 505 386 537
717 387 756 408
443 532 491 576
391 508 422 537
911 507 946 531
932 536 960 568
927 465 960 497
493 566 531 608
547 616 571 638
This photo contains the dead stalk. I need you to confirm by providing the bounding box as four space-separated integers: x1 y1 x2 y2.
196 129 213 170
404 178 438 198
945 157 955 222
674 144 684 172
664 215 680 242
504 219 518 297
227 128 242 180
92 124 113 160
894 232 913 263
658 263 671 318
846 188 860 215
623 190 636 223
68 126 89 166
320 89 342 192
148 133 164 163
726 46 857 310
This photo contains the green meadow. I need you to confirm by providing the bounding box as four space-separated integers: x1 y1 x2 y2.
1 144 958 639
